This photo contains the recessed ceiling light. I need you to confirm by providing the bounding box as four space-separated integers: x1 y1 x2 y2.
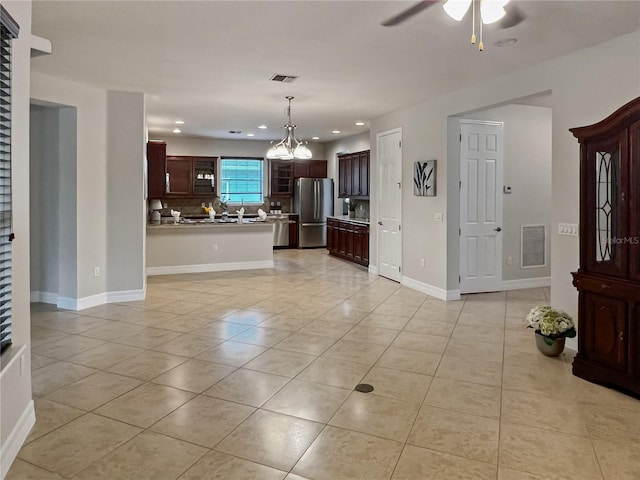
258 125 267 129
495 38 518 47
247 133 255 137
172 128 181 134
331 130 341 134
355 121 365 126
312 136 320 140
175 120 185 125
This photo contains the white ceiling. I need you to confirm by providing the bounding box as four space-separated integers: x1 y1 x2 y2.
31 1 640 143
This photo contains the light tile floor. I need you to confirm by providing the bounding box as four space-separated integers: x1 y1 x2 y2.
9 249 640 479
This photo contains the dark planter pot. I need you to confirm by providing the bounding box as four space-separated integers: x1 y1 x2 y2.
535 331 566 357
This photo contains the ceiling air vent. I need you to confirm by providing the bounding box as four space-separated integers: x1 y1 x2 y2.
269 74 298 83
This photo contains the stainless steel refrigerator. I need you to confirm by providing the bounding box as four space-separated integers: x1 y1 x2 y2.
293 178 334 248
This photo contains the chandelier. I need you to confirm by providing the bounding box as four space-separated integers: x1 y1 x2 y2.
266 96 312 160
443 0 510 51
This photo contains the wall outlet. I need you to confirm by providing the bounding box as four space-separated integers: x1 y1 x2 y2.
213 244 218 251
93 266 100 277
163 202 168 208
434 212 443 222
420 257 425 267
507 256 513 265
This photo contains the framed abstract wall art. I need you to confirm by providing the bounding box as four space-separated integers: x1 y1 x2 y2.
414 160 436 196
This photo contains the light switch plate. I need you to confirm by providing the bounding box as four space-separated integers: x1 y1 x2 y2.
558 223 578 236
434 212 443 222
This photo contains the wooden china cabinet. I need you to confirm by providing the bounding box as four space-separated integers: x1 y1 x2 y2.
570 96 640 397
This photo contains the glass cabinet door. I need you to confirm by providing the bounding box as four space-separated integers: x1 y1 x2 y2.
193 158 216 195
630 120 640 280
585 132 628 277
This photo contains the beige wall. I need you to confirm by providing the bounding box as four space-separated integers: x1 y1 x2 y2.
106 91 146 295
369 30 640 313
1 0 35 475
30 72 108 302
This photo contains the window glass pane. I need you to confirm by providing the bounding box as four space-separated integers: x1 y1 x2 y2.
220 158 263 203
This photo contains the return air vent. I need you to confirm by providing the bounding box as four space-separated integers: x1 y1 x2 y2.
269 74 298 83
521 224 546 268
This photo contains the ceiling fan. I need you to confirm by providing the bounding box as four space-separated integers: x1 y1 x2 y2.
382 0 526 51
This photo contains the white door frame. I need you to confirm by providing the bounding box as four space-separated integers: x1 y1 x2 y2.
459 119 504 294
376 127 403 282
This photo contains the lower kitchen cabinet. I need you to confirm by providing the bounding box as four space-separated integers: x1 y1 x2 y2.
327 218 369 267
289 214 299 248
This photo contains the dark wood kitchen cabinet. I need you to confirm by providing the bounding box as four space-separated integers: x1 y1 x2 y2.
338 150 369 198
570 95 640 397
327 218 369 267
166 156 193 195
163 155 217 197
269 160 294 196
147 141 167 198
269 160 328 196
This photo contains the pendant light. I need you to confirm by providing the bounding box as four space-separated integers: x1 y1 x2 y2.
266 96 312 160
443 0 510 51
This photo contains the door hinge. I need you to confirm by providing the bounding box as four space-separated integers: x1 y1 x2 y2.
399 266 402 273
459 180 462 189
459 275 461 282
399 141 402 148
399 224 401 231
459 228 461 235
459 134 462 142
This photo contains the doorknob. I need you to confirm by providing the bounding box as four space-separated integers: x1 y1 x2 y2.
378 221 383 225
494 227 502 232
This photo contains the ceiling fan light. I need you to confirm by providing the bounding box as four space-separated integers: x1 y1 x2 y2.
481 0 509 24
443 0 472 21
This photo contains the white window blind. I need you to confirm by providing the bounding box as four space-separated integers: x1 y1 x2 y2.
220 157 263 204
0 6 19 353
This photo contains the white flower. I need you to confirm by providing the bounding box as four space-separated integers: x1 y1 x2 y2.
526 305 576 338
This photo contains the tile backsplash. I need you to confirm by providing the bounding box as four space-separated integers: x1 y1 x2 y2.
149 197 292 217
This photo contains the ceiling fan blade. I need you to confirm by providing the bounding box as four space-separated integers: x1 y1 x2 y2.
381 0 439 27
499 5 526 29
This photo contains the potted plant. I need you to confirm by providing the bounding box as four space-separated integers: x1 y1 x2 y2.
348 200 358 219
526 305 576 357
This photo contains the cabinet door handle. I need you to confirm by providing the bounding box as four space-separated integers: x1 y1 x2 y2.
378 221 383 226
619 331 624 341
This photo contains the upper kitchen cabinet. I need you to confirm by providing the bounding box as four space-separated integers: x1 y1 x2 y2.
147 141 167 198
269 160 328 196
163 155 217 197
166 156 192 195
269 160 294 196
193 157 217 195
294 160 328 179
338 150 370 198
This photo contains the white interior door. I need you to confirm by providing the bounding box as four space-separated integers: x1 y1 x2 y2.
377 128 402 282
459 120 503 293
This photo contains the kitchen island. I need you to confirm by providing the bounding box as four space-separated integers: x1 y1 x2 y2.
147 220 274 275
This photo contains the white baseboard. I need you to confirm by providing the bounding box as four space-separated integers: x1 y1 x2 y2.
0 399 35 480
501 277 551 291
147 260 275 276
368 264 378 275
29 291 57 305
106 288 146 304
32 288 146 311
401 276 461 301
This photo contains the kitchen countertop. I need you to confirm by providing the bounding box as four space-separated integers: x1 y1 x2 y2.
147 219 281 229
327 215 370 225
